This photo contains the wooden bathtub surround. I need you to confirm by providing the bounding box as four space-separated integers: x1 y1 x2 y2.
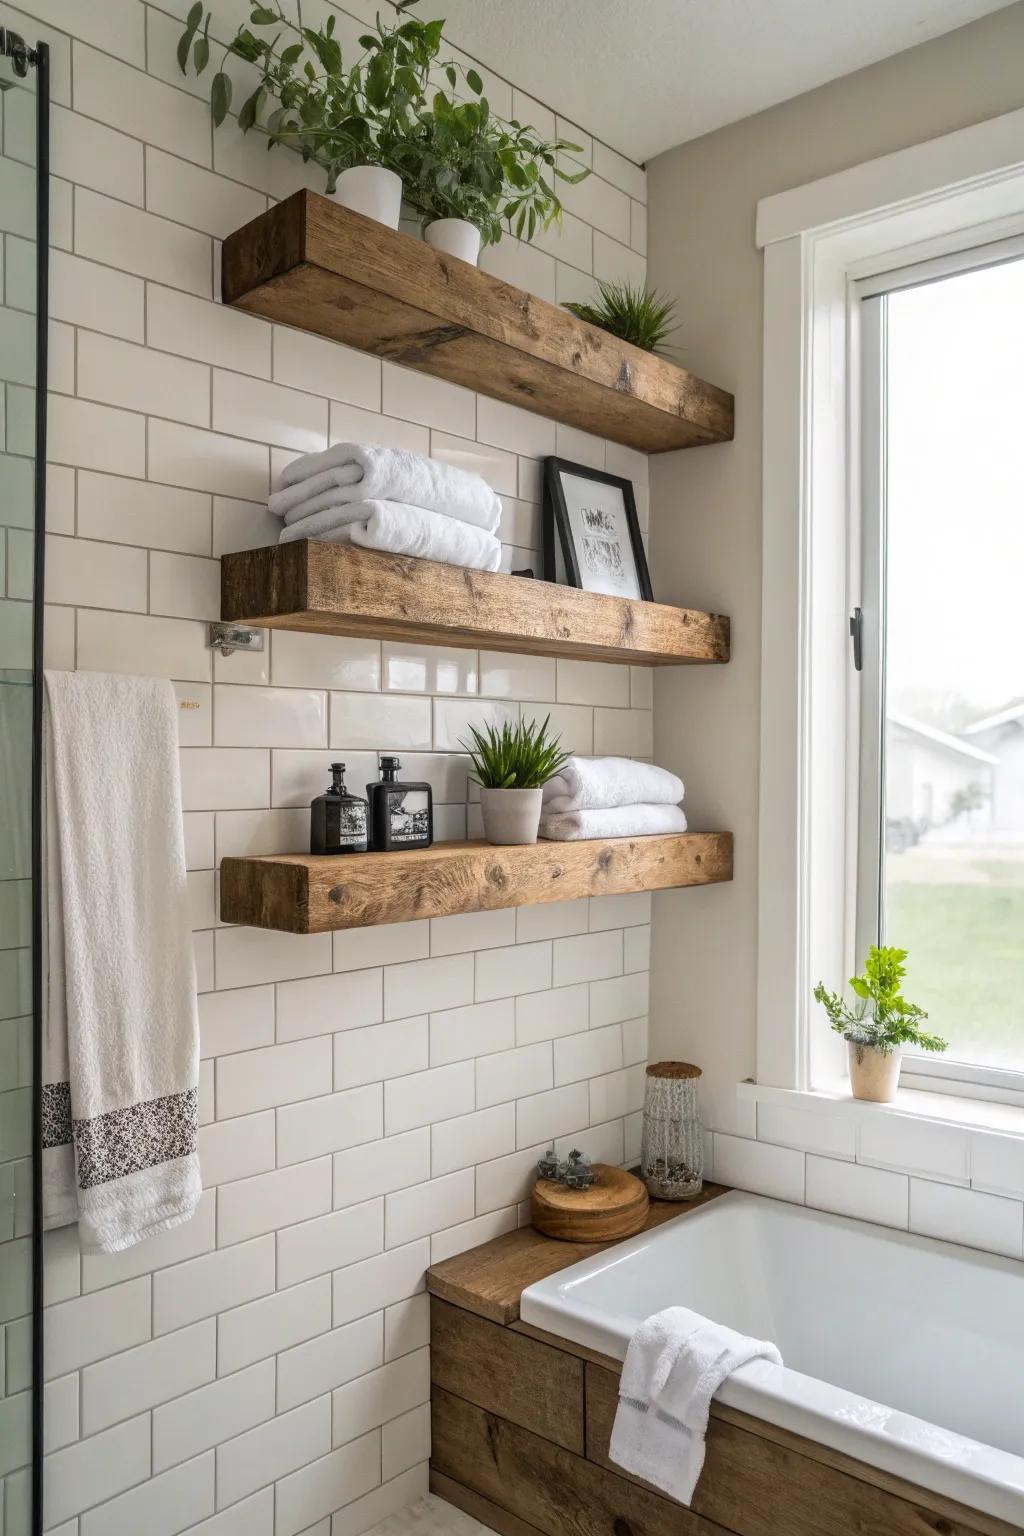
427 1187 726 1327
220 542 731 668
219 832 733 935
221 193 735 455
427 1204 1017 1536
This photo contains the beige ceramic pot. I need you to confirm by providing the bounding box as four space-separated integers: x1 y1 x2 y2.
479 786 543 845
847 1041 902 1103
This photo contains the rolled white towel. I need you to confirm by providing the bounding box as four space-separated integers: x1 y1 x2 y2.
270 443 501 534
539 804 687 841
281 499 501 573
276 502 370 543
542 756 684 814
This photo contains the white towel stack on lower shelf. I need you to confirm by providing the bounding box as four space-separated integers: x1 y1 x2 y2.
539 756 686 840
269 442 503 571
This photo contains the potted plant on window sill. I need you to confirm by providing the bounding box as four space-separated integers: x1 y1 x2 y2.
462 716 570 845
814 945 947 1103
176 0 445 228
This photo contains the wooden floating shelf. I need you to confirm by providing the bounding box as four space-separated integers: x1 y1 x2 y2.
220 833 733 935
221 542 730 666
222 192 734 455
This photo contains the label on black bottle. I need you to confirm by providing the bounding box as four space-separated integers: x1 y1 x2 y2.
332 801 367 847
388 789 429 843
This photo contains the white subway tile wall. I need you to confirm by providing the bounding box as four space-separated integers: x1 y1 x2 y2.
707 1094 1024 1264
5 3 650 1530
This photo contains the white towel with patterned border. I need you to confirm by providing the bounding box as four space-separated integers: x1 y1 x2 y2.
42 671 201 1253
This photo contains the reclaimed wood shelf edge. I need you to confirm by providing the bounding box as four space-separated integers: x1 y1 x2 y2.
220 833 733 934
221 542 731 666
221 191 734 455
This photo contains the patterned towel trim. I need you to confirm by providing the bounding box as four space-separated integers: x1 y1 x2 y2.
42 1082 198 1189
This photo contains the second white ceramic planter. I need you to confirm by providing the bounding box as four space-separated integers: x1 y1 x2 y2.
332 166 403 229
479 786 543 845
424 217 482 266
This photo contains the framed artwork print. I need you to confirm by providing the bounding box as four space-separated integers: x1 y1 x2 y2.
542 457 652 601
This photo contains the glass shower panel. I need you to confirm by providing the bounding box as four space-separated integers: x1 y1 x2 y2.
0 22 45 1536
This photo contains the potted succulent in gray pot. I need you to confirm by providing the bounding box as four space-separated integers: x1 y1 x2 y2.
462 716 570 845
176 0 446 228
814 945 947 1103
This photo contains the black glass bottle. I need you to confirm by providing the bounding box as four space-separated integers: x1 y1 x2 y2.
310 762 368 855
367 756 433 852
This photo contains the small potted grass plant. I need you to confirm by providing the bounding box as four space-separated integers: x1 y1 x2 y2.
563 280 678 354
814 945 947 1103
462 716 570 845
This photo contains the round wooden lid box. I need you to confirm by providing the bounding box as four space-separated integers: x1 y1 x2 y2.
530 1163 650 1243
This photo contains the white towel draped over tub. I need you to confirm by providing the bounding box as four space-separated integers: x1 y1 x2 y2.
610 1305 782 1505
42 670 201 1254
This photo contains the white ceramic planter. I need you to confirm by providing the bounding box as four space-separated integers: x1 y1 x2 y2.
479 786 543 845
847 1041 902 1103
424 217 482 266
332 166 403 229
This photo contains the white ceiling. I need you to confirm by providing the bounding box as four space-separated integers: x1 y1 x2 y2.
421 0 1018 164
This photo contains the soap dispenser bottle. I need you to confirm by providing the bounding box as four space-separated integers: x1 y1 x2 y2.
310 762 368 855
367 756 433 852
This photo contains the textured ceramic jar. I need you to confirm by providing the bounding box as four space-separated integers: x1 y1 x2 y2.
847 1041 902 1102
641 1060 704 1200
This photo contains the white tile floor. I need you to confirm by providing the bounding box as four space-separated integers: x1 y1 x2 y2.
367 1494 497 1535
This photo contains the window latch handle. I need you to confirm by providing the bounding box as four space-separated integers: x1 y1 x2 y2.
850 607 864 672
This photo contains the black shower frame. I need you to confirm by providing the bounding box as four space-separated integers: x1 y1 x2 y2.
2 23 51 1536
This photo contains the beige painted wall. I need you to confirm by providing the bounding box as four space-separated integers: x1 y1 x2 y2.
645 1 1024 1133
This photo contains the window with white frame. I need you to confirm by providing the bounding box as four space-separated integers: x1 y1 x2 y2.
755 113 1024 1107
855 248 1024 1087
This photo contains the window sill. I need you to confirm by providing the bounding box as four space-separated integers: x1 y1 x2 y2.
737 1079 1024 1140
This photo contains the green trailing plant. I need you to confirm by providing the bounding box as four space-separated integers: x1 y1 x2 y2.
563 280 678 354
460 715 570 790
176 0 445 193
175 1 589 242
394 72 590 246
814 945 947 1055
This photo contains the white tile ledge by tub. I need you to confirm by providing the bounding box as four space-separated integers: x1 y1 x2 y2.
738 1080 1024 1139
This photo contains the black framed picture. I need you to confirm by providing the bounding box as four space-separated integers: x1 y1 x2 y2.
542 457 652 601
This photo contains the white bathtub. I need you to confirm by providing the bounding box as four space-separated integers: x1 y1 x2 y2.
520 1189 1024 1526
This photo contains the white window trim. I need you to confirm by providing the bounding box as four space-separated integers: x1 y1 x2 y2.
737 1079 1024 1139
756 105 1024 1105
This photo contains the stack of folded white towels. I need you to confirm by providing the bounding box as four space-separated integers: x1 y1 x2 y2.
268 442 503 571
540 757 686 841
